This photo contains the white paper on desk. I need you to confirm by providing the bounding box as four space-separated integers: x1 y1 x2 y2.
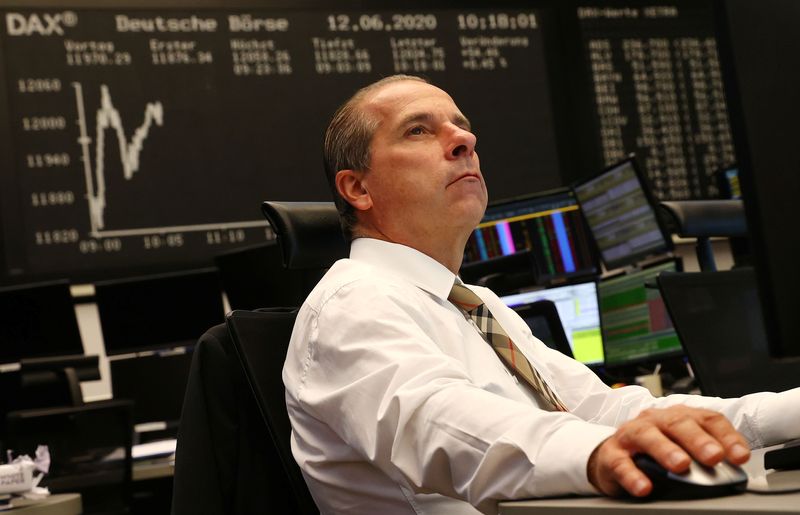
132 439 177 460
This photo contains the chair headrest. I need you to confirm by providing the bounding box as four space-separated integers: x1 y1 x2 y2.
658 200 747 238
261 201 350 270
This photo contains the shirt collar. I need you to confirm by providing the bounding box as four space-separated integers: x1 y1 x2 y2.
349 238 457 301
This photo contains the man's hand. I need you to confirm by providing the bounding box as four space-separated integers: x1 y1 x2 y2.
587 405 751 497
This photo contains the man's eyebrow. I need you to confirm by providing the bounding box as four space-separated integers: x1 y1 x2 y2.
396 112 472 131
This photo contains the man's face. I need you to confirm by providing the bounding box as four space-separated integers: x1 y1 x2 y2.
357 80 488 248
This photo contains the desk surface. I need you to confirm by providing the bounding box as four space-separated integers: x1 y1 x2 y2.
9 493 81 515
499 445 800 515
498 489 800 514
132 457 174 481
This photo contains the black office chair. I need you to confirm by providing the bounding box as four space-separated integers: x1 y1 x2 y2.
174 201 346 514
658 200 747 272
260 201 349 270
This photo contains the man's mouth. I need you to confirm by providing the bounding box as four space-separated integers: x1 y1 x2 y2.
448 172 480 186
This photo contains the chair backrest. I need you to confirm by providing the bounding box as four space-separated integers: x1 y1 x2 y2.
214 241 325 310
226 308 318 515
658 268 799 396
261 201 349 270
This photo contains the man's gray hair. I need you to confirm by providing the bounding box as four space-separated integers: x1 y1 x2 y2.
323 74 428 240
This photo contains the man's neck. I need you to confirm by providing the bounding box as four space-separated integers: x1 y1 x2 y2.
354 227 466 275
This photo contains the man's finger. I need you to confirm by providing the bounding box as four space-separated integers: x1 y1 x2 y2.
694 411 751 464
609 453 652 497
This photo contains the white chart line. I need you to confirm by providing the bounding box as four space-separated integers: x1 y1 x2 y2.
91 220 270 238
73 82 164 231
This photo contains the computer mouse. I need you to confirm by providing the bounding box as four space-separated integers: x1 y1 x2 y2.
633 453 748 500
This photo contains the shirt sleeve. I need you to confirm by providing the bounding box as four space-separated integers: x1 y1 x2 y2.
287 279 616 514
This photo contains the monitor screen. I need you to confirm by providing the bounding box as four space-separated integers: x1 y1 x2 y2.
573 158 673 270
95 268 224 355
501 281 603 366
465 189 598 282
0 280 84 364
599 260 682 367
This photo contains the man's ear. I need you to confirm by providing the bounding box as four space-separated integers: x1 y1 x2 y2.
335 169 372 212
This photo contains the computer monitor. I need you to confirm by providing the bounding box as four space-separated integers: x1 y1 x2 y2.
500 281 603 366
715 0 800 358
572 157 674 270
110 351 192 428
464 189 598 284
715 166 741 199
0 280 84 365
513 300 574 360
95 268 225 355
657 268 798 397
599 260 682 367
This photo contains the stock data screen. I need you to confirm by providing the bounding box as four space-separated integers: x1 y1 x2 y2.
577 3 735 200
464 190 597 281
573 159 671 270
0 6 563 281
598 260 682 367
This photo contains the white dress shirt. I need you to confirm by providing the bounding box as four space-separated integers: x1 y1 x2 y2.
283 238 800 515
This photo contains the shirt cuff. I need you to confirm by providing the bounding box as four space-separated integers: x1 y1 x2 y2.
753 387 800 446
532 420 617 496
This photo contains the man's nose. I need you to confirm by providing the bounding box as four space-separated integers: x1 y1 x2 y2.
446 125 477 160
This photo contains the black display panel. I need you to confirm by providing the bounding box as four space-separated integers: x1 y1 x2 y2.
94 268 224 355
574 2 735 200
0 2 565 283
715 0 800 358
0 279 84 364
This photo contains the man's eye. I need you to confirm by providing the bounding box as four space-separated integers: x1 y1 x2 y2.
409 126 425 136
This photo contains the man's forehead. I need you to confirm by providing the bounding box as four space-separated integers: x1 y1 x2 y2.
362 80 458 120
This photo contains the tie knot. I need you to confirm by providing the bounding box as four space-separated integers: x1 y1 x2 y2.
448 282 484 313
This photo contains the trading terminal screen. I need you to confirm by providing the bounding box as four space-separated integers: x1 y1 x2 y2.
573 158 672 270
501 281 603 366
598 259 682 367
465 189 597 282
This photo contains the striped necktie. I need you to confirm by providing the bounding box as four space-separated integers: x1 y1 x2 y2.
449 282 568 412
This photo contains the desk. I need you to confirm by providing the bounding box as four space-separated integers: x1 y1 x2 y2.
499 446 800 515
9 493 81 515
498 489 800 514
132 457 174 481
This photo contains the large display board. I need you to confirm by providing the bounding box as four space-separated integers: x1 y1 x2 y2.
574 2 735 200
0 3 563 282
0 1 740 284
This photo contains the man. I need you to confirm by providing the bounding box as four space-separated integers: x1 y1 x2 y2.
283 75 800 514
